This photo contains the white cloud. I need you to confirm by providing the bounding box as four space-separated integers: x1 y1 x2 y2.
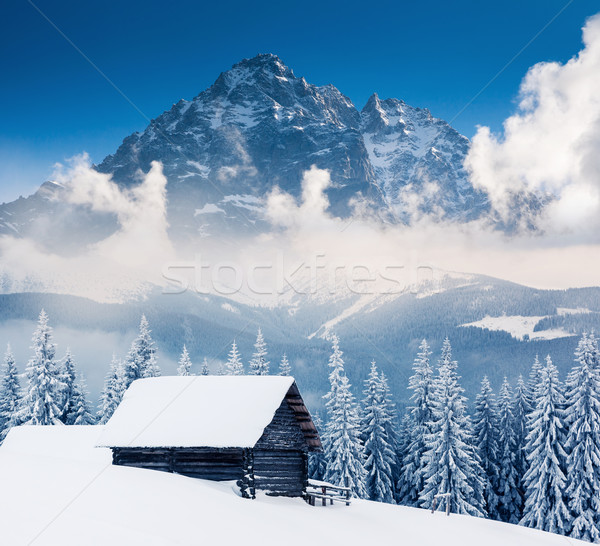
0 157 174 302
466 13 600 238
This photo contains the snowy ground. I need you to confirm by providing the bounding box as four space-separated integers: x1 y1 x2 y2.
461 315 576 341
0 426 584 546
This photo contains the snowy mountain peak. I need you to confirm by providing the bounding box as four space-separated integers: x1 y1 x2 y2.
2 54 492 244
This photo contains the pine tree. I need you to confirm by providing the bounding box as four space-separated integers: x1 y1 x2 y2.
308 412 327 481
473 376 501 519
177 345 193 376
497 378 521 523
123 315 160 388
322 335 366 498
520 355 569 535
278 354 292 376
67 374 96 425
525 355 543 413
0 345 22 441
511 373 529 524
217 361 227 376
226 341 244 375
395 411 412 502
419 338 486 517
397 339 435 506
97 355 125 424
361 361 395 503
564 333 600 542
378 371 401 501
249 328 269 375
200 357 210 376
59 349 77 423
21 310 64 425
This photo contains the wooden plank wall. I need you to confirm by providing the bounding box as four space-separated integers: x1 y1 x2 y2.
253 398 309 496
112 447 245 481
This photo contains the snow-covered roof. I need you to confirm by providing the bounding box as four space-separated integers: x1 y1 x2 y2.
97 376 297 448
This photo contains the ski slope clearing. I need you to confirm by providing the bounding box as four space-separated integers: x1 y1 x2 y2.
461 315 576 341
0 426 583 546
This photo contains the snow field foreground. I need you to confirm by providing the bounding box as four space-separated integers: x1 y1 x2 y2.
0 426 584 546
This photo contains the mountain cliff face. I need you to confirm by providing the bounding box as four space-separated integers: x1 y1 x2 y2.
0 53 488 244
360 93 488 221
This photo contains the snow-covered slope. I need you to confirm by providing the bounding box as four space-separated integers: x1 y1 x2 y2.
0 426 583 545
461 315 578 341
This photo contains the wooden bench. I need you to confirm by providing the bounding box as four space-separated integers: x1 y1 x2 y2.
306 479 351 506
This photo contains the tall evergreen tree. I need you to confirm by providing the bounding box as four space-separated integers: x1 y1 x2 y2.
200 357 210 376
67 374 96 425
320 335 344 475
97 355 124 424
473 376 501 519
123 315 159 388
361 362 395 503
419 338 486 517
308 412 327 481
226 341 244 375
512 374 529 505
59 349 77 423
278 354 292 376
378 371 401 501
397 339 435 506
525 355 543 413
497 378 521 523
21 310 64 425
564 333 600 542
177 345 193 376
0 345 22 441
395 411 412 502
249 328 269 375
322 335 366 498
520 355 569 535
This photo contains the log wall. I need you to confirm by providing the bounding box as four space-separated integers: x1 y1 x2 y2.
112 447 245 481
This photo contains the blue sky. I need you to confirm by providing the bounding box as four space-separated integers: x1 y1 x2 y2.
0 0 598 202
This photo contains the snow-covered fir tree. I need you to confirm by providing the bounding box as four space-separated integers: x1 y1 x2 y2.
497 378 521 524
512 373 529 520
97 355 124 424
521 355 569 535
21 310 64 425
278 354 292 376
419 338 486 517
123 315 160 388
249 328 269 375
177 345 193 376
67 374 96 425
322 335 366 498
200 357 210 376
397 339 435 506
308 412 327 481
226 341 244 375
395 412 412 502
59 348 77 423
360 361 395 503
473 376 501 519
378 371 400 501
525 355 543 413
564 333 600 542
216 361 227 376
0 345 22 441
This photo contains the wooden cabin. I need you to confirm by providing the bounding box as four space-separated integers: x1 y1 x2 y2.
97 376 322 498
